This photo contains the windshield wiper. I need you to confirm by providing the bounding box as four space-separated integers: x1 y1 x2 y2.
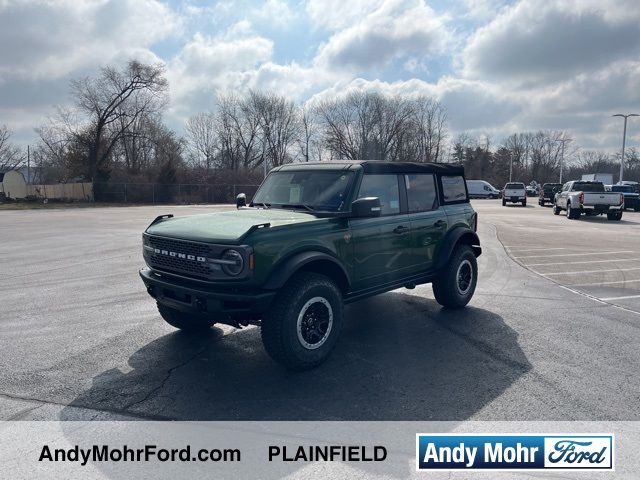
279 203 316 212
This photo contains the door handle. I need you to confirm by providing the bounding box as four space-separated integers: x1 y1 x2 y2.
393 225 409 234
434 220 446 228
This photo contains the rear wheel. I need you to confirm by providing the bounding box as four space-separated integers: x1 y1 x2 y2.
157 304 216 332
553 203 560 215
539 199 545 206
433 246 478 309
261 272 343 370
502 199 506 206
566 202 580 219
607 211 623 221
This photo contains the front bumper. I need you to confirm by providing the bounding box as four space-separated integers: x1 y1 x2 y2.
139 268 276 321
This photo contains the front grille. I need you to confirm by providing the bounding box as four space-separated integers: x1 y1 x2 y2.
144 235 212 279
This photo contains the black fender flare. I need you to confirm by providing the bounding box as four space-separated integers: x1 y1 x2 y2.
433 227 482 271
263 251 350 292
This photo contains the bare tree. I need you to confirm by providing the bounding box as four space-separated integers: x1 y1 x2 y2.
70 60 167 181
0 125 24 171
186 112 218 174
216 93 262 172
316 91 416 161
405 97 447 162
251 91 300 169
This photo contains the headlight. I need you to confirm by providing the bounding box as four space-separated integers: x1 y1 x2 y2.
221 249 244 276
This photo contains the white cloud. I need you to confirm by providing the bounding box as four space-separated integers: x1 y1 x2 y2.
255 0 296 28
462 0 640 85
313 0 450 71
306 0 386 30
165 28 274 121
0 0 179 81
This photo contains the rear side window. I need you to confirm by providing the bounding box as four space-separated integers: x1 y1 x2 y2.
506 183 525 189
573 182 605 192
405 174 437 212
441 175 468 203
358 174 400 215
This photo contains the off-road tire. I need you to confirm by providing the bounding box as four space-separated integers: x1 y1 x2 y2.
261 272 343 370
432 245 478 309
157 303 216 332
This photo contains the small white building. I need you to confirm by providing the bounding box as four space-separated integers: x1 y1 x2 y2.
0 170 28 199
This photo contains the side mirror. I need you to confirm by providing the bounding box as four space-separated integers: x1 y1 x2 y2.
351 197 381 218
236 193 246 209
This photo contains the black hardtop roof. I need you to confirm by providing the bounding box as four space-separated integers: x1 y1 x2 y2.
275 160 465 175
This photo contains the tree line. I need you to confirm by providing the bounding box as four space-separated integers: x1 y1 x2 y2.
1 59 638 194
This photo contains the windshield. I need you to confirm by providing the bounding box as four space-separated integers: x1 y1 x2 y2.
611 185 634 193
573 182 604 192
252 170 355 212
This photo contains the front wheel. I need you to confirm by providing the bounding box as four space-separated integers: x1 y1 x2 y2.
522 199 527 206
157 304 216 332
261 272 343 370
432 245 478 309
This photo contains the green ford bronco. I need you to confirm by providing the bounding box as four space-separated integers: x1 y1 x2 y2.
140 161 481 370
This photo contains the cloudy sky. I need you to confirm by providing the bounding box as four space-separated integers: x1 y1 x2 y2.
1 0 640 153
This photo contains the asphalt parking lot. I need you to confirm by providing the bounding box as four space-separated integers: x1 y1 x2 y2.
486 200 640 312
0 202 639 421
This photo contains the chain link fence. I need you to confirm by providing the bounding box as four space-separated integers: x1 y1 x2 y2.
93 183 260 204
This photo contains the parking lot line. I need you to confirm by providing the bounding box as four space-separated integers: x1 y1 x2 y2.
514 251 634 259
569 279 640 287
544 267 640 276
526 257 640 267
600 294 640 301
506 247 567 252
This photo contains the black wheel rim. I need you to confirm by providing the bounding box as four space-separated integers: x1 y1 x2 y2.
296 297 333 350
456 260 473 296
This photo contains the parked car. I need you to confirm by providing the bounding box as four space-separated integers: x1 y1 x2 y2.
139 161 481 370
525 185 538 197
502 182 527 206
617 180 640 194
538 183 562 206
553 181 624 220
466 180 501 199
606 184 640 211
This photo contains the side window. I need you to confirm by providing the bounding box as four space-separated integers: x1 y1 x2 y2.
357 174 400 215
441 175 468 203
405 174 437 212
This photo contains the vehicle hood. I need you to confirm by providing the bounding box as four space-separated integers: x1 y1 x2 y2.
145 208 322 244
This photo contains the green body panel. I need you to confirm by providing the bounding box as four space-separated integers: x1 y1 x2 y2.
348 214 414 291
146 209 322 244
142 164 478 298
246 217 351 286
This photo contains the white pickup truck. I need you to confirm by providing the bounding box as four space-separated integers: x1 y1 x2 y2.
553 181 624 220
502 182 527 206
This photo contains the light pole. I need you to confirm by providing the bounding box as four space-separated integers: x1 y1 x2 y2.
509 152 513 182
613 113 639 183
555 136 571 184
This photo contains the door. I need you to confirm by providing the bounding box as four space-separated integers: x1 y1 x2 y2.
404 173 447 272
557 183 570 208
349 173 413 290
